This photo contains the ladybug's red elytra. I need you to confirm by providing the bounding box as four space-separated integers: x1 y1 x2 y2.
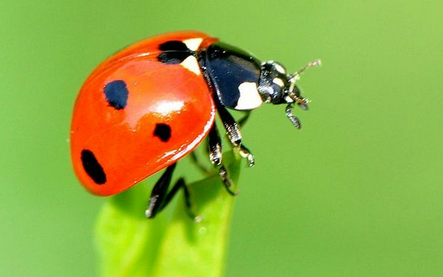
70 31 320 220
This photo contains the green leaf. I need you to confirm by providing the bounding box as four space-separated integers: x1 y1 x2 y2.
95 151 242 277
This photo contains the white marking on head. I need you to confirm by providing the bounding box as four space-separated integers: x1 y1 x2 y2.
181 56 201 75
272 78 285 87
236 82 263 110
183 38 203 51
274 63 286 74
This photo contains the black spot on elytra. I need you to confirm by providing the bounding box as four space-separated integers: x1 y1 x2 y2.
153 123 171 142
81 149 106 185
104 80 128 110
159 40 190 51
157 40 192 64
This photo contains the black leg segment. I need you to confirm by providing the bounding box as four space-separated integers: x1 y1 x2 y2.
146 163 176 218
214 98 242 145
238 111 251 127
208 123 222 166
145 163 197 220
214 99 255 167
218 164 238 196
207 123 238 196
163 178 199 221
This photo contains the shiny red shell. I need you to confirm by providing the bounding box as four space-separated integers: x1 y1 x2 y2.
71 31 219 196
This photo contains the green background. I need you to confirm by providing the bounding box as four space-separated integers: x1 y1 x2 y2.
1 0 442 276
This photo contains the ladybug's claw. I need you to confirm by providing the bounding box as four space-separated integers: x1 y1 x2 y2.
193 215 203 223
238 145 255 167
184 206 202 223
219 165 239 196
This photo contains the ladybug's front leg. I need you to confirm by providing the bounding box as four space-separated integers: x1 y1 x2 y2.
215 100 255 167
207 123 237 196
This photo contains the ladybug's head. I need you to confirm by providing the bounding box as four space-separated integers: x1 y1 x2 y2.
257 59 321 129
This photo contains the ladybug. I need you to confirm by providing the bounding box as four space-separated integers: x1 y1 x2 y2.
71 31 320 220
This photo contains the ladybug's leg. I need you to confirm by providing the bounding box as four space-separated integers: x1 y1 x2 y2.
189 151 210 174
208 123 222 166
215 101 255 167
146 163 176 219
208 123 238 196
146 163 198 221
238 110 251 127
162 178 200 222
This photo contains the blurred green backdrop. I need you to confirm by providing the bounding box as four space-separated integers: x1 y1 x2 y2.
1 0 443 276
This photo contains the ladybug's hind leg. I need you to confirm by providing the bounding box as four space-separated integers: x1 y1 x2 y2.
146 163 199 221
215 100 255 167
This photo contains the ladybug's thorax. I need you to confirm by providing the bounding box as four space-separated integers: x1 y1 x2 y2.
201 42 263 111
200 42 309 112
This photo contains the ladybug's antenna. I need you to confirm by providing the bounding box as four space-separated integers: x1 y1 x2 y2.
288 59 321 92
285 59 321 129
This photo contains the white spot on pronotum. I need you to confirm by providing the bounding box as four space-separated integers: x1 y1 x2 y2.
183 38 203 51
273 77 285 87
236 82 263 110
181 56 201 75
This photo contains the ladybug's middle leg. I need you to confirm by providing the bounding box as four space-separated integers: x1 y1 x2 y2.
146 163 198 221
207 123 237 196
